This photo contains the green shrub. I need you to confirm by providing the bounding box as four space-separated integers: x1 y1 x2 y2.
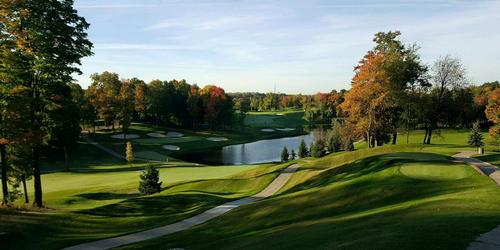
139 165 162 195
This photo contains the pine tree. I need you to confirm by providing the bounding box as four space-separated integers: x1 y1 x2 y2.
126 141 134 163
139 165 162 195
281 146 289 162
290 149 296 161
468 121 484 153
298 139 308 158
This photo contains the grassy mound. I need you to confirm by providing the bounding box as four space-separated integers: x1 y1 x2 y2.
118 151 500 250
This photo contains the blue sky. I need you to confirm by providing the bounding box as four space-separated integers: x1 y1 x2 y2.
73 0 500 94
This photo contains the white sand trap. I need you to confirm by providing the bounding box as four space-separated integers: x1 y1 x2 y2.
162 145 180 151
206 137 229 142
146 132 167 138
166 132 184 138
110 133 140 139
260 128 275 132
276 128 295 131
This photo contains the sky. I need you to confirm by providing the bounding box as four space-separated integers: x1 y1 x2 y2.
73 0 500 94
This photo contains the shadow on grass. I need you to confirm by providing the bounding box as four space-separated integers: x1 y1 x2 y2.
283 152 465 196
77 193 229 217
76 192 142 200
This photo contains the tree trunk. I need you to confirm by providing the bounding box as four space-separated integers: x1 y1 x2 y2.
425 128 433 144
392 131 397 145
32 146 43 207
22 175 28 204
423 128 428 144
1 144 8 205
64 146 69 172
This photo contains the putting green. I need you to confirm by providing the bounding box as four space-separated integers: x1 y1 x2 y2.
399 162 471 180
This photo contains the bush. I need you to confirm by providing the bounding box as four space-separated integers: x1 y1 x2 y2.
281 146 289 162
139 165 162 195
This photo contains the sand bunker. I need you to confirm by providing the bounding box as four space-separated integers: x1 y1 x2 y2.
276 128 295 131
146 132 167 138
162 145 180 151
166 132 184 138
110 134 140 139
260 128 275 132
206 137 229 142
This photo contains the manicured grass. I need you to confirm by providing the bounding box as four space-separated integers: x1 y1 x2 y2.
118 151 500 250
0 163 288 249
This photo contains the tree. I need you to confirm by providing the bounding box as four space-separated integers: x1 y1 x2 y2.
131 78 147 119
47 83 82 171
200 85 234 129
468 121 484 153
310 139 326 158
281 147 289 162
340 52 393 148
118 80 134 137
489 125 500 152
425 55 467 144
485 88 500 124
298 139 309 158
290 149 296 161
0 0 93 207
126 142 134 163
344 138 355 151
139 165 162 195
371 31 429 144
87 72 121 129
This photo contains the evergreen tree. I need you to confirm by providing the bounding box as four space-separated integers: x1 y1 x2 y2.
281 146 289 162
298 139 308 158
139 165 162 195
126 141 134 163
468 121 484 152
311 141 326 158
290 149 296 161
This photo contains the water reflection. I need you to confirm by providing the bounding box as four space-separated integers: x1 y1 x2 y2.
182 133 314 165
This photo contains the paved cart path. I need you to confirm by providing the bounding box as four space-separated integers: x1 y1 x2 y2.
63 164 300 250
452 151 500 250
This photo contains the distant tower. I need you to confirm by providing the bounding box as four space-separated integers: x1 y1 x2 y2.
274 83 276 93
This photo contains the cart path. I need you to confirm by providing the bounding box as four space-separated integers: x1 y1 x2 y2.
452 151 500 250
62 163 300 250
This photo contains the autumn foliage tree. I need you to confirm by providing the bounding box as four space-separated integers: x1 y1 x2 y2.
341 52 393 147
0 0 93 207
200 85 233 129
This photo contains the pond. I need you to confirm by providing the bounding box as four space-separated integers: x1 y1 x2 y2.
179 133 315 165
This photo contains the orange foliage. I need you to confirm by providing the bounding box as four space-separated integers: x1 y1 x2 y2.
340 52 390 139
485 88 500 124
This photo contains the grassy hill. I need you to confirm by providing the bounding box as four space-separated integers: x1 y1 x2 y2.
117 146 500 250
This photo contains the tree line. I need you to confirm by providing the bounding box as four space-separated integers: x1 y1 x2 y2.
80 71 235 133
339 31 499 148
